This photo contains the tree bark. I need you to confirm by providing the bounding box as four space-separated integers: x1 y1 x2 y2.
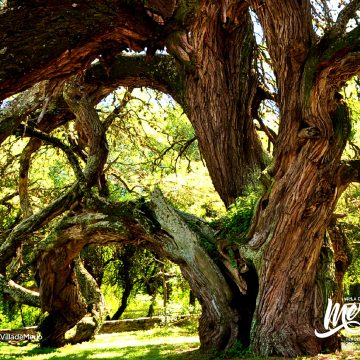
67 259 107 345
0 1 359 357
149 189 258 350
241 1 360 356
0 274 40 308
37 232 88 347
0 1 161 101
248 160 344 355
185 1 265 207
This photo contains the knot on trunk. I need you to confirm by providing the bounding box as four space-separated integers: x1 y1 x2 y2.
298 126 321 139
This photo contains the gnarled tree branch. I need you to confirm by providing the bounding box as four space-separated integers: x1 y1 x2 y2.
331 0 360 35
0 274 40 308
35 190 255 349
0 1 163 101
0 182 82 272
86 54 185 107
63 77 108 187
0 82 47 146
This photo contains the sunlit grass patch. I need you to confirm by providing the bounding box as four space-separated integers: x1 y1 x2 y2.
2 327 360 360
0 327 200 360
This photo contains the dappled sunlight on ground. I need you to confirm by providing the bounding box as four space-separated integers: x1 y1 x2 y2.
1 327 360 360
0 327 201 360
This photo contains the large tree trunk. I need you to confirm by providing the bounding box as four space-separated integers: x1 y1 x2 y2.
37 248 106 347
249 165 344 356
1 2 358 357
185 1 265 207
37 234 88 347
246 61 352 359
240 0 360 355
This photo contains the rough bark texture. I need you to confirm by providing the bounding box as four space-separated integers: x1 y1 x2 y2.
37 233 87 347
63 76 109 187
150 189 257 350
85 54 185 107
0 81 48 145
245 0 360 356
185 1 264 207
67 259 107 345
248 158 348 355
0 1 159 100
0 0 359 357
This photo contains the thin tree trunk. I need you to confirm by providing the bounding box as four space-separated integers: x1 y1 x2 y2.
161 262 168 320
327 218 352 304
147 292 157 318
189 290 196 307
111 280 133 320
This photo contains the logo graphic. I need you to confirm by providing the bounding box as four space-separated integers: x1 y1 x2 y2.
315 298 360 338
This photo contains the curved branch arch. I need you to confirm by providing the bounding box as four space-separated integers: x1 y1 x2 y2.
36 191 257 349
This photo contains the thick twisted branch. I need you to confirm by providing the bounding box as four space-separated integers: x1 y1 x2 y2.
0 274 40 308
63 77 108 186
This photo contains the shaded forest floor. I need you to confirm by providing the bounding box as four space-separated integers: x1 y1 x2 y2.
0 326 359 359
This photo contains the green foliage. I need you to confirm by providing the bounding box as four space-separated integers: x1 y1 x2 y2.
0 301 41 329
217 188 259 245
0 85 218 331
336 79 360 295
0 328 359 360
92 244 200 320
0 138 24 230
342 78 360 158
99 87 224 219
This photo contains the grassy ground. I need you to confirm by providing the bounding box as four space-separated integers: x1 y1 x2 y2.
0 326 360 360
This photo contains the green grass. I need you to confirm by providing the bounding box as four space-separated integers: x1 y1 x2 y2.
0 327 201 360
1 326 360 360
